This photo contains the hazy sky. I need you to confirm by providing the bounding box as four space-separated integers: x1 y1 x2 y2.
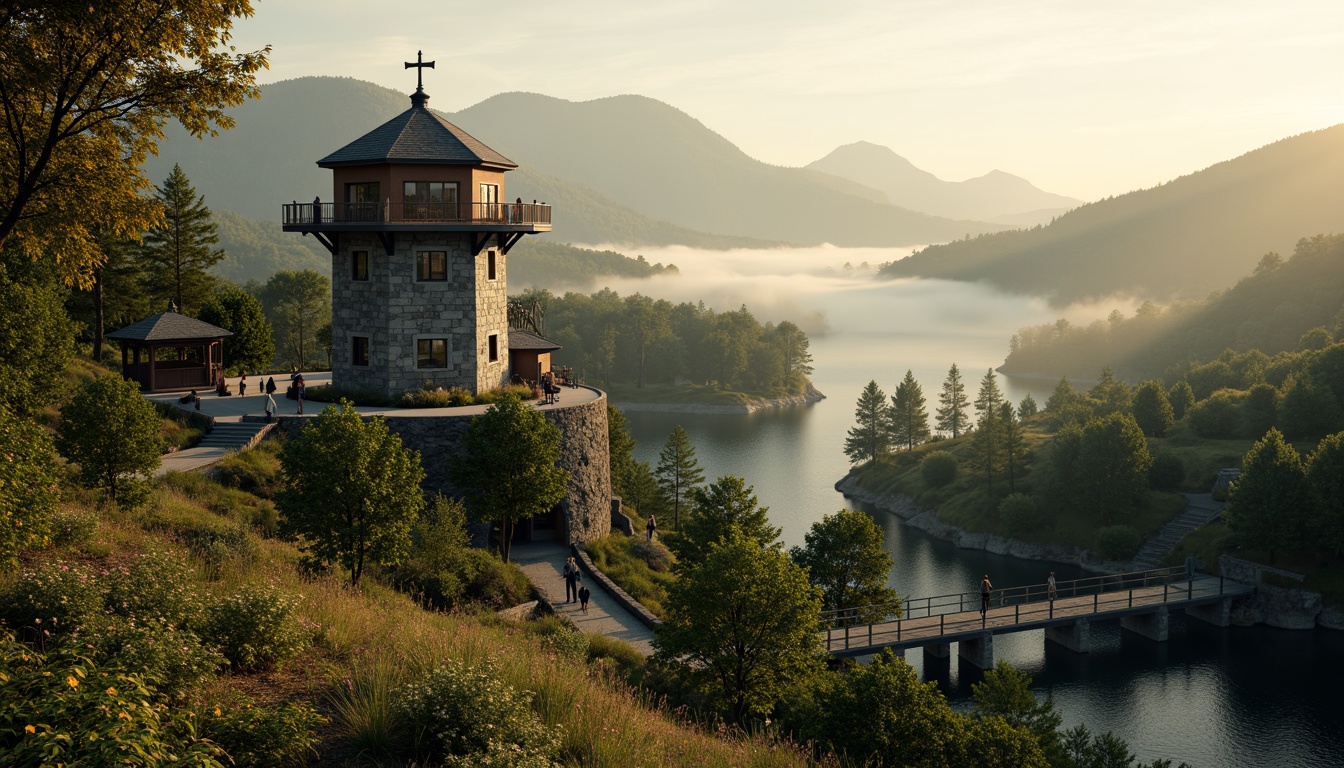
233 1 1344 201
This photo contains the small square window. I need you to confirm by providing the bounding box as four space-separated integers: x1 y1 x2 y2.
352 336 369 366
488 333 499 363
487 250 497 281
352 251 369 281
417 338 447 369
417 251 447 281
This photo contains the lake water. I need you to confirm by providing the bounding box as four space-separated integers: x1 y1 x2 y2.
591 245 1344 768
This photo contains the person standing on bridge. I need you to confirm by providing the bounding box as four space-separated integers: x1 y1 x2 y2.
1047 571 1057 602
979 574 993 615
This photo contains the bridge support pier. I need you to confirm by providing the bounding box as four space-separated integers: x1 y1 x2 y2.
1045 618 1091 653
923 642 951 662
958 632 994 669
1121 606 1169 642
1185 598 1232 628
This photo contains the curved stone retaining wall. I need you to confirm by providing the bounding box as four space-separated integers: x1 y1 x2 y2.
275 390 612 545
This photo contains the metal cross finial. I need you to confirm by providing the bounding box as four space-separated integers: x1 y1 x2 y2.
404 50 435 91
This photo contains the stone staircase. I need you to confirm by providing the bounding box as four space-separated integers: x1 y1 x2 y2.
194 420 275 452
1130 493 1225 570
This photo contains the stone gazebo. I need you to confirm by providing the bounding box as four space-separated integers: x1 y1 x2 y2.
107 305 231 392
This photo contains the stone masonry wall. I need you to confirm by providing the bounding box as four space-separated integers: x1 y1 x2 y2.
333 232 505 398
274 391 612 545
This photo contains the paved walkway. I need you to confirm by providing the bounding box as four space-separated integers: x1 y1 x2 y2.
511 540 656 656
147 371 603 476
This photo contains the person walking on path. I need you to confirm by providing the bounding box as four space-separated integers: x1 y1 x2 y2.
979 574 993 615
646 514 657 541
239 373 247 396
1047 571 1057 602
266 376 276 395
265 392 277 423
563 556 580 603
578 584 591 614
296 375 306 414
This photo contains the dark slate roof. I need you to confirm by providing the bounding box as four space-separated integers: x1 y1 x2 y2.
509 329 562 352
106 312 233 343
318 99 517 169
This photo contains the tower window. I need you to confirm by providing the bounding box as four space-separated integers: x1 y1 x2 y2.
488 333 499 363
352 250 369 281
417 338 448 369
403 181 459 220
352 336 369 366
487 250 497 281
416 251 447 281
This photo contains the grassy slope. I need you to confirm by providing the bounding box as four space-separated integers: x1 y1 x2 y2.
14 440 807 768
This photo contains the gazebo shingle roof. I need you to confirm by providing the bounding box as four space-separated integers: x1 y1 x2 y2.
508 329 562 352
106 312 233 343
318 105 517 169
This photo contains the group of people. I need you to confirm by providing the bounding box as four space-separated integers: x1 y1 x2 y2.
562 556 591 613
978 571 1059 616
193 370 307 422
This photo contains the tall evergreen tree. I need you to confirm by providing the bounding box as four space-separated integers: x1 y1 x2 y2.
936 363 971 438
139 164 223 314
888 370 931 451
1088 367 1132 416
1226 428 1307 561
972 370 1005 493
655 425 705 531
672 475 780 569
1076 413 1154 522
606 403 637 499
845 380 891 464
1131 379 1175 437
999 402 1027 492
1045 376 1091 431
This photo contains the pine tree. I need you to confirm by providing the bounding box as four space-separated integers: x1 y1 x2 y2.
1017 393 1039 419
935 364 970 438
1167 379 1196 421
888 370 931 451
972 370 1005 493
845 380 891 464
1131 380 1175 437
999 402 1028 492
656 425 705 532
139 164 224 314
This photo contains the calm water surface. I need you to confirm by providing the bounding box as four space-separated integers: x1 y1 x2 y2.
600 251 1344 768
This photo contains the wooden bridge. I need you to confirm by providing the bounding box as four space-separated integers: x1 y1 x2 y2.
822 565 1256 668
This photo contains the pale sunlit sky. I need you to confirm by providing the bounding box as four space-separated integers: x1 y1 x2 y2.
232 0 1344 201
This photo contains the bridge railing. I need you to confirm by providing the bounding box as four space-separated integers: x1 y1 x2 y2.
821 564 1193 630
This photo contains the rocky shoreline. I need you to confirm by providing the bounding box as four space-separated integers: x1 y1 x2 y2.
834 474 1127 574
835 472 1343 631
614 383 826 414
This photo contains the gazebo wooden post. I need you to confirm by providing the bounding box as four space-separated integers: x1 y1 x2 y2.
147 345 156 392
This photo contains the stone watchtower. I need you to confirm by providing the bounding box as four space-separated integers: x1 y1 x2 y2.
282 53 551 398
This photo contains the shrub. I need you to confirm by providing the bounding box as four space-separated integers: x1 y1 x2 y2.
200 695 325 768
0 632 225 766
921 451 958 487
630 538 674 573
92 617 223 697
1149 451 1185 491
211 444 284 499
586 633 646 682
0 560 103 635
178 522 259 568
1092 525 1142 561
204 582 308 671
461 549 533 609
49 508 99 548
528 615 589 660
399 385 475 408
998 493 1043 536
106 549 207 629
394 659 560 766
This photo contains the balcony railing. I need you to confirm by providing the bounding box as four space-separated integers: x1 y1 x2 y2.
282 201 551 227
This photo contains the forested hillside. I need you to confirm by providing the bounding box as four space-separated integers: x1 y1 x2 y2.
880 125 1344 303
1002 234 1344 381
